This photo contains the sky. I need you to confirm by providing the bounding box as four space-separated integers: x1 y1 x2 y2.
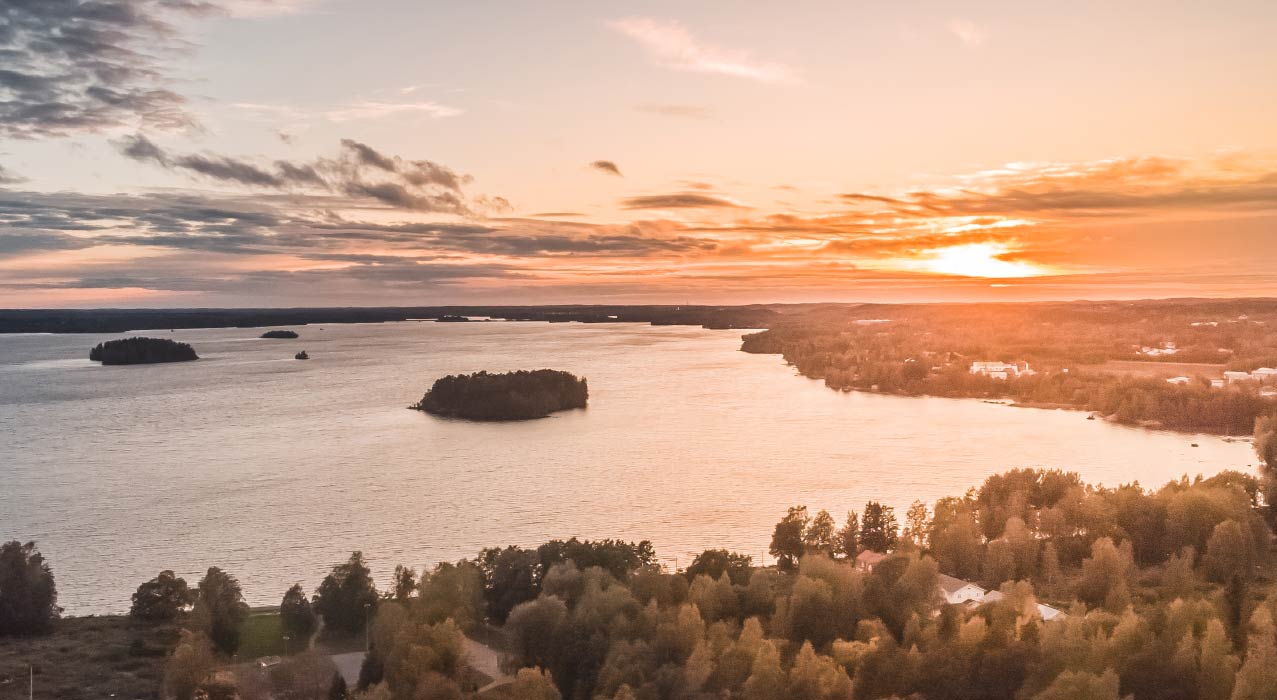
1 0 1275 307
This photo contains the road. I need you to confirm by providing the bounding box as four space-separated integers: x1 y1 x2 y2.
327 636 512 692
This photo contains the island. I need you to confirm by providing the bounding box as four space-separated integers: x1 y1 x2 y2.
294 350 309 360
410 369 588 420
260 329 299 339
89 337 198 365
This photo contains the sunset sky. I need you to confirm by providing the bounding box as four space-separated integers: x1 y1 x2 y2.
1 0 1275 307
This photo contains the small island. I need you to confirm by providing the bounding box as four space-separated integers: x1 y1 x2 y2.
410 369 588 420
89 337 198 365
260 329 299 339
294 350 309 360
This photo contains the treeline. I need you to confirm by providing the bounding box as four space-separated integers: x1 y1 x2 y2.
411 370 589 421
89 336 199 365
0 305 778 334
741 301 1277 434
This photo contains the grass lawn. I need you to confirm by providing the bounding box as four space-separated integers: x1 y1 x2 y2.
235 611 301 660
1094 360 1226 378
0 615 179 700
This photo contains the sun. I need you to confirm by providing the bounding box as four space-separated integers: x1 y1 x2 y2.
921 242 1048 278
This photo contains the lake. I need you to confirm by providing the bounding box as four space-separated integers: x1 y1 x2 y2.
0 321 1259 614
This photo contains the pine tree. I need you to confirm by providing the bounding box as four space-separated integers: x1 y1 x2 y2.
860 502 899 553
835 511 859 558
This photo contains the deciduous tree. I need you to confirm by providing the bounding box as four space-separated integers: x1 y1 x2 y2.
192 567 249 655
131 570 193 621
0 540 59 636
770 506 809 571
313 551 379 635
281 582 317 643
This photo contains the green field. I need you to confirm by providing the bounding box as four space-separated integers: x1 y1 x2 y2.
236 611 298 660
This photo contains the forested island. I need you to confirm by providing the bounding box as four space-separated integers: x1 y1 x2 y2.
411 369 588 420
88 337 199 365
3 425 1275 700
260 329 299 339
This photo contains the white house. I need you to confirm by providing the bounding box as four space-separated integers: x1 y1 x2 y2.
1165 376 1191 385
970 361 1034 380
979 590 1067 621
938 574 987 605
1211 378 1227 389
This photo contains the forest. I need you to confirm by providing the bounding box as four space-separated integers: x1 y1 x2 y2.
88 337 199 365
741 300 1277 434
411 370 589 421
3 422 1275 700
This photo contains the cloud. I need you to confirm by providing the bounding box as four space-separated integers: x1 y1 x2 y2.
5 152 1276 304
590 160 623 177
116 135 477 213
608 17 795 83
0 0 216 138
323 101 462 122
218 0 320 18
947 19 986 47
231 98 463 126
839 157 1277 218
621 193 744 210
0 164 24 185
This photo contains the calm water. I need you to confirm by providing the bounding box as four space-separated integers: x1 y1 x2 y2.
0 322 1259 614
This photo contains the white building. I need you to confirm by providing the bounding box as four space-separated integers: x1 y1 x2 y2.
939 574 987 605
1224 371 1254 385
970 361 1035 380
1140 342 1180 357
1166 376 1191 385
1253 367 1277 382
979 590 1067 621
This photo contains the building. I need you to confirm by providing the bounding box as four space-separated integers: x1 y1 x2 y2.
1224 371 1254 385
1211 378 1227 389
1165 376 1191 385
1139 342 1179 357
938 574 987 605
855 550 887 572
970 361 1035 380
1037 604 1067 621
978 590 1067 620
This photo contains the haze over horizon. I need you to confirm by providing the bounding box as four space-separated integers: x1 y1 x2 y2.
2 0 1276 308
